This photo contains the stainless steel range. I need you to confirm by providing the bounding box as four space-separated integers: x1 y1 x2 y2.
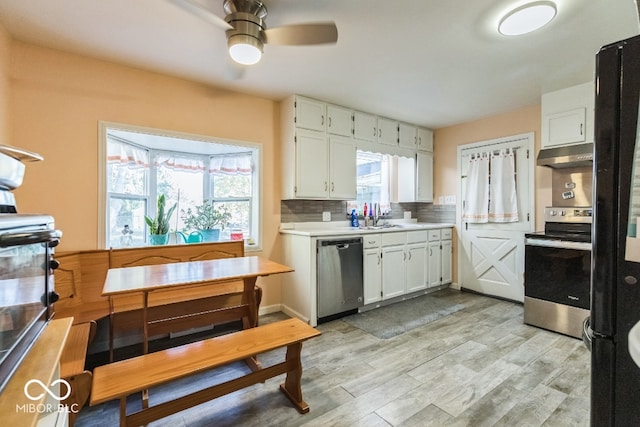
524 206 592 338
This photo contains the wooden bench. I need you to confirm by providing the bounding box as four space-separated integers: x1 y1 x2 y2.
53 241 262 353
60 320 97 427
90 318 320 427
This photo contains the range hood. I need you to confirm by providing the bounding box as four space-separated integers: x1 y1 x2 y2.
536 142 594 168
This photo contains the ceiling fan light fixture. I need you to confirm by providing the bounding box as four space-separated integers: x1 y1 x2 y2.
228 34 263 65
498 1 557 36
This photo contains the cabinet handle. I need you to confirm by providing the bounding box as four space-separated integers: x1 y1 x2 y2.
429 248 433 256
580 123 583 135
377 254 381 265
373 127 377 137
328 116 332 128
331 182 334 192
379 128 382 138
408 251 412 260
321 115 324 126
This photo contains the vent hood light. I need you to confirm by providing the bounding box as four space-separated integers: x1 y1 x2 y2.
498 1 557 36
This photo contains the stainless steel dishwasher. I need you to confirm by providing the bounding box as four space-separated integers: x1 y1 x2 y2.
317 237 364 323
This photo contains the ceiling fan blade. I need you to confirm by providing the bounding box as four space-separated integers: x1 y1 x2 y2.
264 22 338 46
168 0 233 30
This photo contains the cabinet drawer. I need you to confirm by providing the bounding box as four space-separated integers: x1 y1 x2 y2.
363 234 381 248
381 232 406 246
428 229 441 241
441 228 452 240
406 230 428 244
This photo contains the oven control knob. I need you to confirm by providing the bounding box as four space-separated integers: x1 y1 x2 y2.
560 210 566 216
49 258 60 270
549 210 557 216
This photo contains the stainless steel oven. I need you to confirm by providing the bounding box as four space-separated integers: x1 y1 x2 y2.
524 207 592 338
0 146 61 392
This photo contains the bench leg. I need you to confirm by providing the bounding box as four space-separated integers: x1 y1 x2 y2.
119 397 127 427
279 342 310 414
62 371 92 427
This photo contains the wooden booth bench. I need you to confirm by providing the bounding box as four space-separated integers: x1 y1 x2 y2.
91 318 320 427
54 240 262 361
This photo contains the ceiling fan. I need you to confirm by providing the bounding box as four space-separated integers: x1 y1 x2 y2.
169 0 338 66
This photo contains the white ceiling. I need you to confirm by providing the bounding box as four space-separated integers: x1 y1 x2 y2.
0 0 638 129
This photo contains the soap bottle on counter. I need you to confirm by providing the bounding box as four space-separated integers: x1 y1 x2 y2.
351 209 360 228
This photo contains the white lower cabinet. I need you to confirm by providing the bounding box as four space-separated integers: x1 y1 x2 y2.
427 228 453 287
405 231 428 293
363 234 382 305
381 234 406 299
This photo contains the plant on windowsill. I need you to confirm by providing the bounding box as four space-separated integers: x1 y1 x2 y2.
145 194 177 245
180 201 232 242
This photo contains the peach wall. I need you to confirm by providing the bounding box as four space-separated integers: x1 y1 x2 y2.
8 41 283 306
0 25 10 143
433 104 552 283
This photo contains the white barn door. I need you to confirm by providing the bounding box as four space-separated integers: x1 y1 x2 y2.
457 133 535 302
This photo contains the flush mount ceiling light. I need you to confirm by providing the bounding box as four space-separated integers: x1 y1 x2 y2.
498 1 557 36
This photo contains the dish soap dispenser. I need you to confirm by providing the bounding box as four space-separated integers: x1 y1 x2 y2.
351 209 360 228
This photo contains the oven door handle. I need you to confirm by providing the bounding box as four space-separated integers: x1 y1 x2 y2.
525 238 591 251
0 229 62 247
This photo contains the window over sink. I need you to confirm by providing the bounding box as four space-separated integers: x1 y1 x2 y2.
352 150 415 214
99 122 261 249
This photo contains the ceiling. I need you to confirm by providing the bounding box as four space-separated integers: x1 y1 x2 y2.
0 0 638 129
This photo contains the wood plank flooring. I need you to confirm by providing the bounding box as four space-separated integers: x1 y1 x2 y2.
75 289 590 426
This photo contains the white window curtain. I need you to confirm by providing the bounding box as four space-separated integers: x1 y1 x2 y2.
462 149 519 223
462 152 490 223
209 153 253 176
155 153 206 172
106 139 149 169
489 148 519 223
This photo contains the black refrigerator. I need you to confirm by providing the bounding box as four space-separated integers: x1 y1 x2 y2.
591 34 640 426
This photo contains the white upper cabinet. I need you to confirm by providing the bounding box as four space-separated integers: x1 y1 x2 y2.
326 104 353 137
399 123 418 149
377 117 399 146
353 111 377 142
295 96 326 132
417 127 433 152
541 82 594 148
328 136 357 199
416 151 433 202
294 130 330 198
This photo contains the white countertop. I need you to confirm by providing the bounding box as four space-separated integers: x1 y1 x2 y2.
279 220 455 237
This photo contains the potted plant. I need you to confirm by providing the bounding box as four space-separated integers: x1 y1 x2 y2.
145 194 177 245
180 201 231 242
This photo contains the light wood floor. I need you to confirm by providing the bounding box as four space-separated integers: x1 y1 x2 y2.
76 289 590 426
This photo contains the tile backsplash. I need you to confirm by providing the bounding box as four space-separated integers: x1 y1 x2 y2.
281 200 456 224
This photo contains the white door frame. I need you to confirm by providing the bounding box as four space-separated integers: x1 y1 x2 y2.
456 132 535 301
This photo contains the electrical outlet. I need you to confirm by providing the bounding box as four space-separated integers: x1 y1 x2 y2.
403 211 411 220
438 196 444 205
322 211 331 222
445 195 457 204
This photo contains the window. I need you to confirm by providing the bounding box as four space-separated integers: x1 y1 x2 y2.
100 123 261 249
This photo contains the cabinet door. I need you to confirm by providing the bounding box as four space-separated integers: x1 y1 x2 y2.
364 248 382 305
353 111 377 142
329 137 357 199
416 151 433 202
378 117 399 146
382 245 405 299
327 104 353 137
399 123 417 149
417 127 433 152
545 107 587 147
441 239 452 284
428 240 441 287
406 243 427 293
295 130 328 198
295 97 325 132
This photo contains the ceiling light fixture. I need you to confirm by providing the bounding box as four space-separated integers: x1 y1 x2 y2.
498 1 557 36
228 34 263 65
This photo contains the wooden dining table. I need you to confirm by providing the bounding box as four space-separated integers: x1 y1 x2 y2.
102 255 294 360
